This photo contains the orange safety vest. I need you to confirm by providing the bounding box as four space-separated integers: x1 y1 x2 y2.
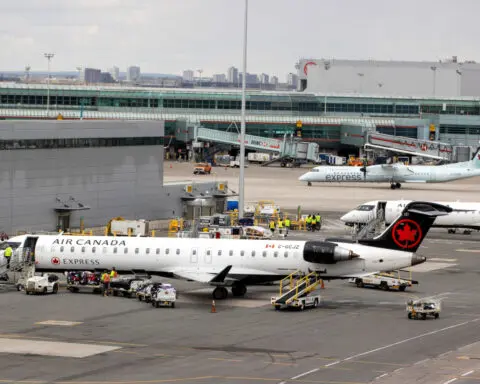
103 273 111 283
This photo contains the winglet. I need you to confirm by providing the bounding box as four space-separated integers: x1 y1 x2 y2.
210 265 232 283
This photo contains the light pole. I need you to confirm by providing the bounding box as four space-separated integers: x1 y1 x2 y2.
430 65 437 97
357 72 364 93
238 0 248 219
324 61 330 114
197 69 203 88
44 53 55 113
456 69 462 97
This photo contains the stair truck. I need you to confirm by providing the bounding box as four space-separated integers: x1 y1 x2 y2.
271 270 322 311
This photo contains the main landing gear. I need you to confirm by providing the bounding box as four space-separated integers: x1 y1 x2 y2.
212 283 247 300
307 182 312 186
390 182 402 190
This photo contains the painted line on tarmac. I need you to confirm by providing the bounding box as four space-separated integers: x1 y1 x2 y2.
281 317 480 384
443 378 457 384
456 249 480 253
461 370 475 377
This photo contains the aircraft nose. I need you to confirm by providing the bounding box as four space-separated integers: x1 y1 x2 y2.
411 254 426 266
298 173 309 181
340 213 352 222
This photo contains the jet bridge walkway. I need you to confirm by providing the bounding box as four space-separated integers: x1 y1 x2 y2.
365 131 453 161
272 270 322 306
193 126 319 163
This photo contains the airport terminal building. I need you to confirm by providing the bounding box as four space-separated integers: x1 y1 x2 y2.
0 120 230 235
1 83 480 156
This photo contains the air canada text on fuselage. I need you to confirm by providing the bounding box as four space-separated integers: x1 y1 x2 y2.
52 239 127 246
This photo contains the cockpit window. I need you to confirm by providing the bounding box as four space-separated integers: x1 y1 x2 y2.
356 205 374 211
311 168 319 172
0 242 20 250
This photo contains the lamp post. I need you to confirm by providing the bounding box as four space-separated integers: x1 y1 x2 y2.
197 69 203 88
430 65 437 97
456 69 462 97
357 72 364 93
238 0 248 219
324 61 331 114
44 53 55 113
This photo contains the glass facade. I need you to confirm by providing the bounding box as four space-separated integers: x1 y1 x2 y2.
0 137 165 150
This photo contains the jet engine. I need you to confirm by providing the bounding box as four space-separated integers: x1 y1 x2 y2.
303 241 359 264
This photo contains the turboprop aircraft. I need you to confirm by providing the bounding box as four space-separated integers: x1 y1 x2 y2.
4 202 450 300
341 199 480 234
299 148 480 189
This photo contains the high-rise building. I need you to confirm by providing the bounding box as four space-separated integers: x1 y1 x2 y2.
109 66 119 81
260 73 269 84
80 68 102 84
227 66 239 84
212 74 226 83
270 76 279 85
239 73 258 85
127 66 141 82
182 70 194 82
287 73 299 88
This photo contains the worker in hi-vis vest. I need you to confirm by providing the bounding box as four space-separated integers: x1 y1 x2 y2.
3 246 13 269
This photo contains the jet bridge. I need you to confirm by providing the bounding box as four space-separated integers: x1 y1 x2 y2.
365 131 454 161
193 126 319 163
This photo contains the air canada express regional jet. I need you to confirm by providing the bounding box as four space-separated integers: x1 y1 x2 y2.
299 147 480 189
5 202 451 299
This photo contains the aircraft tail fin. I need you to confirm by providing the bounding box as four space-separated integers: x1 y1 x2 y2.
469 147 480 168
358 202 452 252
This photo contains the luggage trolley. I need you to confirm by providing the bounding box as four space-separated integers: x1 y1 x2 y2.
406 298 441 320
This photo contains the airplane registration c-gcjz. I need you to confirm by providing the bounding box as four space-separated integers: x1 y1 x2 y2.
7 202 451 300
299 147 480 189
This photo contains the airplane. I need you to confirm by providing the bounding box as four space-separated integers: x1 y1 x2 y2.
299 147 480 189
341 199 480 234
3 202 451 300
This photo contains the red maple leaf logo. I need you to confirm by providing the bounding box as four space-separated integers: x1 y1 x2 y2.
477 153 480 160
51 257 60 265
396 224 417 243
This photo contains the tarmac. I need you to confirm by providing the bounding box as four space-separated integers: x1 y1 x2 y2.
1 163 480 384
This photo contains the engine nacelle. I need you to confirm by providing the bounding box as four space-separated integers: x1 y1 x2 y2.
303 241 359 264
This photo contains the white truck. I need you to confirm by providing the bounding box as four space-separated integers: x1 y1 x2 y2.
24 273 60 295
350 272 418 292
247 152 271 163
271 294 322 311
110 219 149 236
229 156 249 168
150 283 177 308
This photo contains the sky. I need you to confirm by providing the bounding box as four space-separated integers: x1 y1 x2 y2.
0 0 478 79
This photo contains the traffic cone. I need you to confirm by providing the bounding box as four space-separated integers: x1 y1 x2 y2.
211 300 216 313
320 280 325 289
170 163 172 169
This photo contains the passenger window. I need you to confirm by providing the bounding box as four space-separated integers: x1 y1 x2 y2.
192 249 197 255
166 248 170 255
240 250 245 256
123 248 128 254
284 252 288 258
156 248 160 255
262 251 267 257
251 251 256 257
92 247 96 253
113 247 117 254
60 246 64 252
146 248 150 254
207 250 211 256
176 249 180 255
103 247 107 254
229 250 233 256
218 250 222 256
70 246 75 253
274 251 278 258
135 248 139 254
81 246 85 253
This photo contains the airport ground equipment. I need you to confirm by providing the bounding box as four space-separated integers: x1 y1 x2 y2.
350 271 417 291
110 219 149 237
271 270 322 311
150 283 177 308
110 274 152 298
193 162 212 175
25 273 59 295
406 298 441 320
66 271 103 294
136 282 164 303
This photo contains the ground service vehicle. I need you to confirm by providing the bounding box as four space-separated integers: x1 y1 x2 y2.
136 282 164 303
151 283 177 308
193 163 212 174
350 272 417 291
25 273 59 295
407 298 441 320
110 276 151 298
271 294 321 311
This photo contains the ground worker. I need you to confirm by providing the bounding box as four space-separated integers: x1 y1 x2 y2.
110 267 118 279
305 215 312 231
277 218 283 235
101 270 111 297
311 215 317 232
3 245 12 269
269 218 276 234
284 217 291 235
315 213 321 230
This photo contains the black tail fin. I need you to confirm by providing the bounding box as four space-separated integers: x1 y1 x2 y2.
358 202 452 252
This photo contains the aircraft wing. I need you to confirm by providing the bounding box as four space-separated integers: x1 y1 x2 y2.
170 266 278 284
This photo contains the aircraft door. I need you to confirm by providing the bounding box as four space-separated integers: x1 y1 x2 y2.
204 248 212 264
190 247 199 264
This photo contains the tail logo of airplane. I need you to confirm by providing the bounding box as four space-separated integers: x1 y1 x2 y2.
51 257 60 265
392 219 423 249
477 153 480 160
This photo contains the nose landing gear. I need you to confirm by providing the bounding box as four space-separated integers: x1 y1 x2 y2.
390 182 402 190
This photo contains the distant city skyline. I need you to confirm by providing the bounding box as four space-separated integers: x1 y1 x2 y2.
1 0 479 76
